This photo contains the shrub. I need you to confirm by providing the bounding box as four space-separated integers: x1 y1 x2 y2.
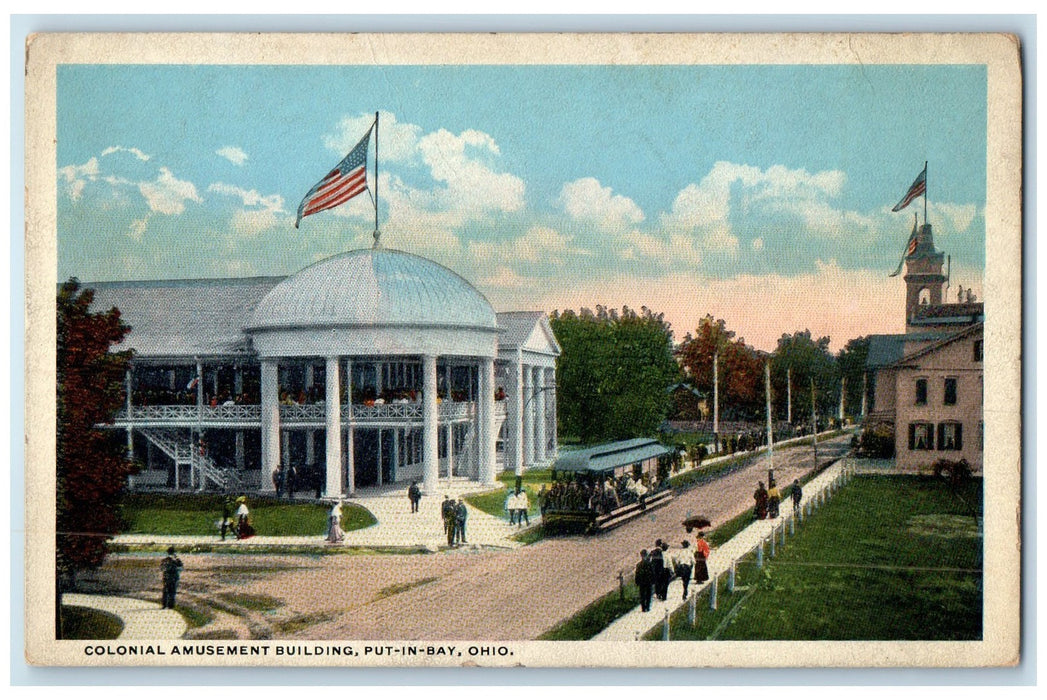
857 423 895 458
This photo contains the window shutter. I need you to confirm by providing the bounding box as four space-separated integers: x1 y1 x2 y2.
955 423 963 451
937 423 945 451
908 424 916 451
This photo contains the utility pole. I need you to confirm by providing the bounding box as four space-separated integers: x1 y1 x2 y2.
811 377 818 470
713 351 720 451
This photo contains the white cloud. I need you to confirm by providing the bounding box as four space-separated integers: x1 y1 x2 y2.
58 157 99 201
324 111 421 163
128 216 149 240
467 225 583 270
101 146 151 161
932 202 978 234
752 237 764 252
558 177 644 231
216 146 248 166
138 167 202 215
415 128 525 216
208 182 287 235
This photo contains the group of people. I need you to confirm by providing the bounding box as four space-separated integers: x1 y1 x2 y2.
503 488 531 526
538 473 661 516
634 534 712 612
753 478 803 520
219 496 255 540
441 496 469 546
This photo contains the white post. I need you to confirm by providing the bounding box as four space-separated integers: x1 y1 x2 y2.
345 359 355 494
839 377 846 422
688 593 697 627
546 367 558 462
522 363 534 467
662 610 671 641
534 366 546 465
260 359 280 492
479 357 497 485
445 423 455 479
325 355 342 498
728 561 736 592
709 573 718 610
713 352 720 448
423 355 439 494
507 356 524 475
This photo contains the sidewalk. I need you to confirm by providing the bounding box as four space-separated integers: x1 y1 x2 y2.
592 459 849 641
63 593 188 640
113 478 536 551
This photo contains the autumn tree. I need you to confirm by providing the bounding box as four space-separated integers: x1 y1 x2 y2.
56 279 136 612
550 305 680 444
676 315 764 421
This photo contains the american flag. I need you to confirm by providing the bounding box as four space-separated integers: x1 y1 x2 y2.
891 165 927 212
296 127 372 228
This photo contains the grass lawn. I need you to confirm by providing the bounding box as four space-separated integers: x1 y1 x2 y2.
650 475 983 641
61 605 124 640
464 468 550 521
120 494 376 537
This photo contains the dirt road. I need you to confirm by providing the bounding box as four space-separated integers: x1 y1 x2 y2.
88 435 852 640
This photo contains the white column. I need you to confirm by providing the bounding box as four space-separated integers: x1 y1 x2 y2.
325 355 342 498
445 423 455 479
522 363 534 467
546 366 558 463
506 356 523 475
260 359 280 492
346 359 355 493
534 366 546 464
479 357 497 485
422 354 439 493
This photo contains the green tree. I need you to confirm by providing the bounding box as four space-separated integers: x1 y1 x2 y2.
769 330 838 423
56 279 136 634
836 336 871 417
550 305 679 444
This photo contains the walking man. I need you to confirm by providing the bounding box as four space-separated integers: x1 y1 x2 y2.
442 495 456 545
674 541 694 600
515 489 530 526
160 546 183 609
649 539 667 601
455 498 468 545
408 481 422 513
635 550 654 613
505 489 517 525
791 479 803 511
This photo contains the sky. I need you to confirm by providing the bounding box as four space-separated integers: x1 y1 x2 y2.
56 64 987 351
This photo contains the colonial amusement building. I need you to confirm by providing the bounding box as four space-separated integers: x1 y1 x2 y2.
90 247 560 497
865 221 984 472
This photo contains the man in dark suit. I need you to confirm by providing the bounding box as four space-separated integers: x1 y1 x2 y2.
160 547 183 609
649 539 667 601
635 550 654 613
455 498 468 545
442 496 456 545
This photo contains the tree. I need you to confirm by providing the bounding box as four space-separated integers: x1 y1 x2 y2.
56 279 136 629
676 315 764 421
550 305 679 444
769 330 838 422
837 336 871 418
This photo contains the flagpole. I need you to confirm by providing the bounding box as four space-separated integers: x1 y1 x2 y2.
372 111 381 245
923 160 928 226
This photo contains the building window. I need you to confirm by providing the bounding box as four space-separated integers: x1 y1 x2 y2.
944 377 958 406
908 422 935 451
938 422 963 451
914 378 928 405
973 339 983 362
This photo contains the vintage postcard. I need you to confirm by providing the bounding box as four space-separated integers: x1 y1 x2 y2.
24 32 1021 668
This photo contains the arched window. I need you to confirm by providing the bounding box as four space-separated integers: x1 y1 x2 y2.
918 287 931 305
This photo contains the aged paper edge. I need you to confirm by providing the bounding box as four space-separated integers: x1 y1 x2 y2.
23 31 1023 668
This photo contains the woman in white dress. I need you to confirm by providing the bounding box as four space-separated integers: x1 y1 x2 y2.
327 501 345 543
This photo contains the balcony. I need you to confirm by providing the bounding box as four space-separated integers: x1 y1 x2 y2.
113 399 506 427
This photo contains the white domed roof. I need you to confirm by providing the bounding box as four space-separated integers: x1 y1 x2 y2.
247 248 497 332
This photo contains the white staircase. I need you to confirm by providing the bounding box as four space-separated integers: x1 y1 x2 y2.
137 427 242 492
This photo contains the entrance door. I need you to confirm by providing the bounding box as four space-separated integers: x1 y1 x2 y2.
354 429 379 488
